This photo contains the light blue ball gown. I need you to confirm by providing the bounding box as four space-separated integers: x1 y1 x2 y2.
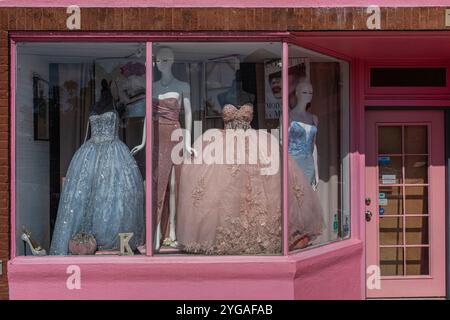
50 110 145 255
288 121 318 187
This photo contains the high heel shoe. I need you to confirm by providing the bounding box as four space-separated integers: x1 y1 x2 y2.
21 227 47 256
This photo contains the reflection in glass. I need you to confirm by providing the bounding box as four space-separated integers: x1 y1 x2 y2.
379 217 403 246
378 126 402 154
405 156 428 184
406 247 429 275
380 247 404 276
405 186 428 215
405 216 428 245
405 125 427 154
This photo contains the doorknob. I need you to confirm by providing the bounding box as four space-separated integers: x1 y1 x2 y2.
365 210 373 222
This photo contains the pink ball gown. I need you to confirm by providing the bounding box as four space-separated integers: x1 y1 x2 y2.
176 103 323 255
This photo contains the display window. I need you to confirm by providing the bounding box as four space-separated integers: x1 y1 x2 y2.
13 39 350 257
15 42 147 256
287 44 350 253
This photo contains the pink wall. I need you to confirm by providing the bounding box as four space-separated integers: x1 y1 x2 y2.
8 240 363 299
293 240 363 299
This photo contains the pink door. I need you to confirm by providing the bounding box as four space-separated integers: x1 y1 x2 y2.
365 110 446 298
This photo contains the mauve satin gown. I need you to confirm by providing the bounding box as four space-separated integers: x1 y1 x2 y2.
152 96 182 243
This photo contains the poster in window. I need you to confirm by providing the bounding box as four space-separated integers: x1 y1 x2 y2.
264 58 308 119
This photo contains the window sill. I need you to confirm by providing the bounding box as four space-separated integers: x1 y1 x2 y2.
9 238 361 265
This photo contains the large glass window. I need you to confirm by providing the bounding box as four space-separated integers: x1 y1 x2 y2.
151 42 284 255
287 44 350 253
15 42 147 256
14 39 350 258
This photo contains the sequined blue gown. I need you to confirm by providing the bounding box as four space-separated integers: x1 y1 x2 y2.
288 121 318 186
50 111 145 255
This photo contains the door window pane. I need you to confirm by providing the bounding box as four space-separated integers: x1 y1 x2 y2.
405 216 429 245
380 247 404 276
406 247 430 275
379 156 402 185
378 186 403 215
379 217 403 245
405 186 428 215
378 126 402 154
405 125 427 154
405 156 428 184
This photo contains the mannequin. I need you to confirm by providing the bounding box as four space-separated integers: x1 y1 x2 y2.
93 79 115 115
133 46 196 251
218 70 255 108
288 77 319 191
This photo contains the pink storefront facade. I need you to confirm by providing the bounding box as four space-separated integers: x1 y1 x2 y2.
1 2 449 300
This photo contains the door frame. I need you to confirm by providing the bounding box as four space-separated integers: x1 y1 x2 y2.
365 109 446 298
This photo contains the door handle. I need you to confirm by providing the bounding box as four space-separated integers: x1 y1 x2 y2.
365 210 373 222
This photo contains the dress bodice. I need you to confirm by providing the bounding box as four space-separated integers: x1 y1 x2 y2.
222 103 253 130
89 111 119 143
288 121 317 156
153 95 181 124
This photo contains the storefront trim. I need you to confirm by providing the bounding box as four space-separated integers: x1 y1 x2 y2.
8 239 363 299
0 1 448 8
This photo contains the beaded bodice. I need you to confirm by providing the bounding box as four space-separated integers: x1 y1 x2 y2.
288 121 317 156
222 103 253 130
89 111 119 143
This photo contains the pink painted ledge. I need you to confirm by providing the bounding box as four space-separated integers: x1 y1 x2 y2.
0 0 447 7
8 239 363 299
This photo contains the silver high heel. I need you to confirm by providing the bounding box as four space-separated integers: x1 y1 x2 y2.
21 227 47 256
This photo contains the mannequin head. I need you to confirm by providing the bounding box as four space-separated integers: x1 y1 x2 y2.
295 77 313 109
155 47 175 75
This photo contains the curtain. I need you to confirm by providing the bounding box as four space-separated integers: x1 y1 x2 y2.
310 62 342 244
58 64 94 178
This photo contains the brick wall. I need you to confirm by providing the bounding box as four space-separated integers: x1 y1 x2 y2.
0 6 448 300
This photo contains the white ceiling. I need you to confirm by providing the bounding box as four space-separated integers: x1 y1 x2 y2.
16 41 338 63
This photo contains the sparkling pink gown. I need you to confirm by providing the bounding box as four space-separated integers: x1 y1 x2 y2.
176 104 323 255
152 95 181 243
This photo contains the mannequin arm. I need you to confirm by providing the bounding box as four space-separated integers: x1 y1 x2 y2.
312 143 319 191
130 116 146 156
183 97 197 157
312 115 319 191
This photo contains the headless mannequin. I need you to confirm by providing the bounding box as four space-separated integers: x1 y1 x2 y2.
289 79 319 191
93 79 115 115
140 47 196 251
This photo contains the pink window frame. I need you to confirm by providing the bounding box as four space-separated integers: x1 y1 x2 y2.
9 31 357 261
